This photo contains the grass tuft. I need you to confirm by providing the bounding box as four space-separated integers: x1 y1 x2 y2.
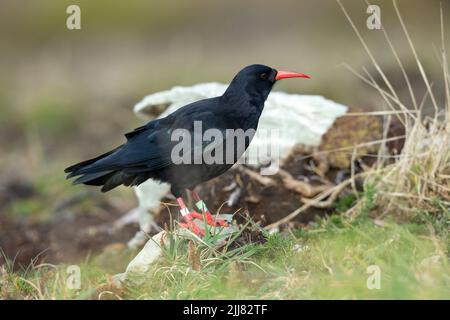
338 0 450 223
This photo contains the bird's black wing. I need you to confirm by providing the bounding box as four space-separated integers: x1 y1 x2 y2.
69 118 177 176
67 97 235 176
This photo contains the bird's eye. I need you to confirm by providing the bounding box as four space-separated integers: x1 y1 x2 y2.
260 72 268 79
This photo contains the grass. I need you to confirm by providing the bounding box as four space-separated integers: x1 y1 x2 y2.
1 201 448 299
337 0 450 222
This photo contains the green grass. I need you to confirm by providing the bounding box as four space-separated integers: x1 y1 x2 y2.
1 211 448 299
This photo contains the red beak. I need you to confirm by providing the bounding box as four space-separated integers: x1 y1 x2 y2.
275 70 310 81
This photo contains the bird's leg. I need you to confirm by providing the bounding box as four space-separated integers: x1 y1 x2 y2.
177 197 204 236
191 191 229 227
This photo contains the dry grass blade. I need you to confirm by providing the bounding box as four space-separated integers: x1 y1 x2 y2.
336 0 400 105
344 110 418 116
392 0 440 117
440 4 450 123
364 0 418 111
264 171 369 230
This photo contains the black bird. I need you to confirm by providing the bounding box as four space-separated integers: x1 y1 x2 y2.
65 64 310 235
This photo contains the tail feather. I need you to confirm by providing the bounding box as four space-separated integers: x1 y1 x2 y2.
72 170 114 185
65 145 154 192
100 171 149 192
64 146 121 177
101 172 127 192
65 146 126 192
70 170 133 193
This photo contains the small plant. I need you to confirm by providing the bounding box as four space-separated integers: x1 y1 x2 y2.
360 183 377 217
156 212 266 275
333 193 358 213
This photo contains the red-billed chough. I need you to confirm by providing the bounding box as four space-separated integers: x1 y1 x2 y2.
65 64 309 235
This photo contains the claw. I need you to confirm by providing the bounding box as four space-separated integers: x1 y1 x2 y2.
189 210 229 227
176 195 229 237
202 210 229 227
191 192 229 227
180 213 205 236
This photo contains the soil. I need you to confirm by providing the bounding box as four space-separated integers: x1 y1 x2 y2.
0 187 137 270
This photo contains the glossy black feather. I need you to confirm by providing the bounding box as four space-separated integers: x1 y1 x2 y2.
65 64 277 197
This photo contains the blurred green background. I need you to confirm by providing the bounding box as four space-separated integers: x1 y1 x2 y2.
0 0 448 265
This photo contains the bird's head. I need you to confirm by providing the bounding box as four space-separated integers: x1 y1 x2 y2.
224 64 310 106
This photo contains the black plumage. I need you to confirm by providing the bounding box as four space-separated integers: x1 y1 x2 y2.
65 64 309 198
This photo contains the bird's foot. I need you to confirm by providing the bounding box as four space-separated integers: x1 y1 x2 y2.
179 210 229 236
179 212 205 236
191 191 229 228
189 209 229 227
177 195 229 237
182 210 228 229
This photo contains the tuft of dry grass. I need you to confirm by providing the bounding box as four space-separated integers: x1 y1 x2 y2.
337 0 450 218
